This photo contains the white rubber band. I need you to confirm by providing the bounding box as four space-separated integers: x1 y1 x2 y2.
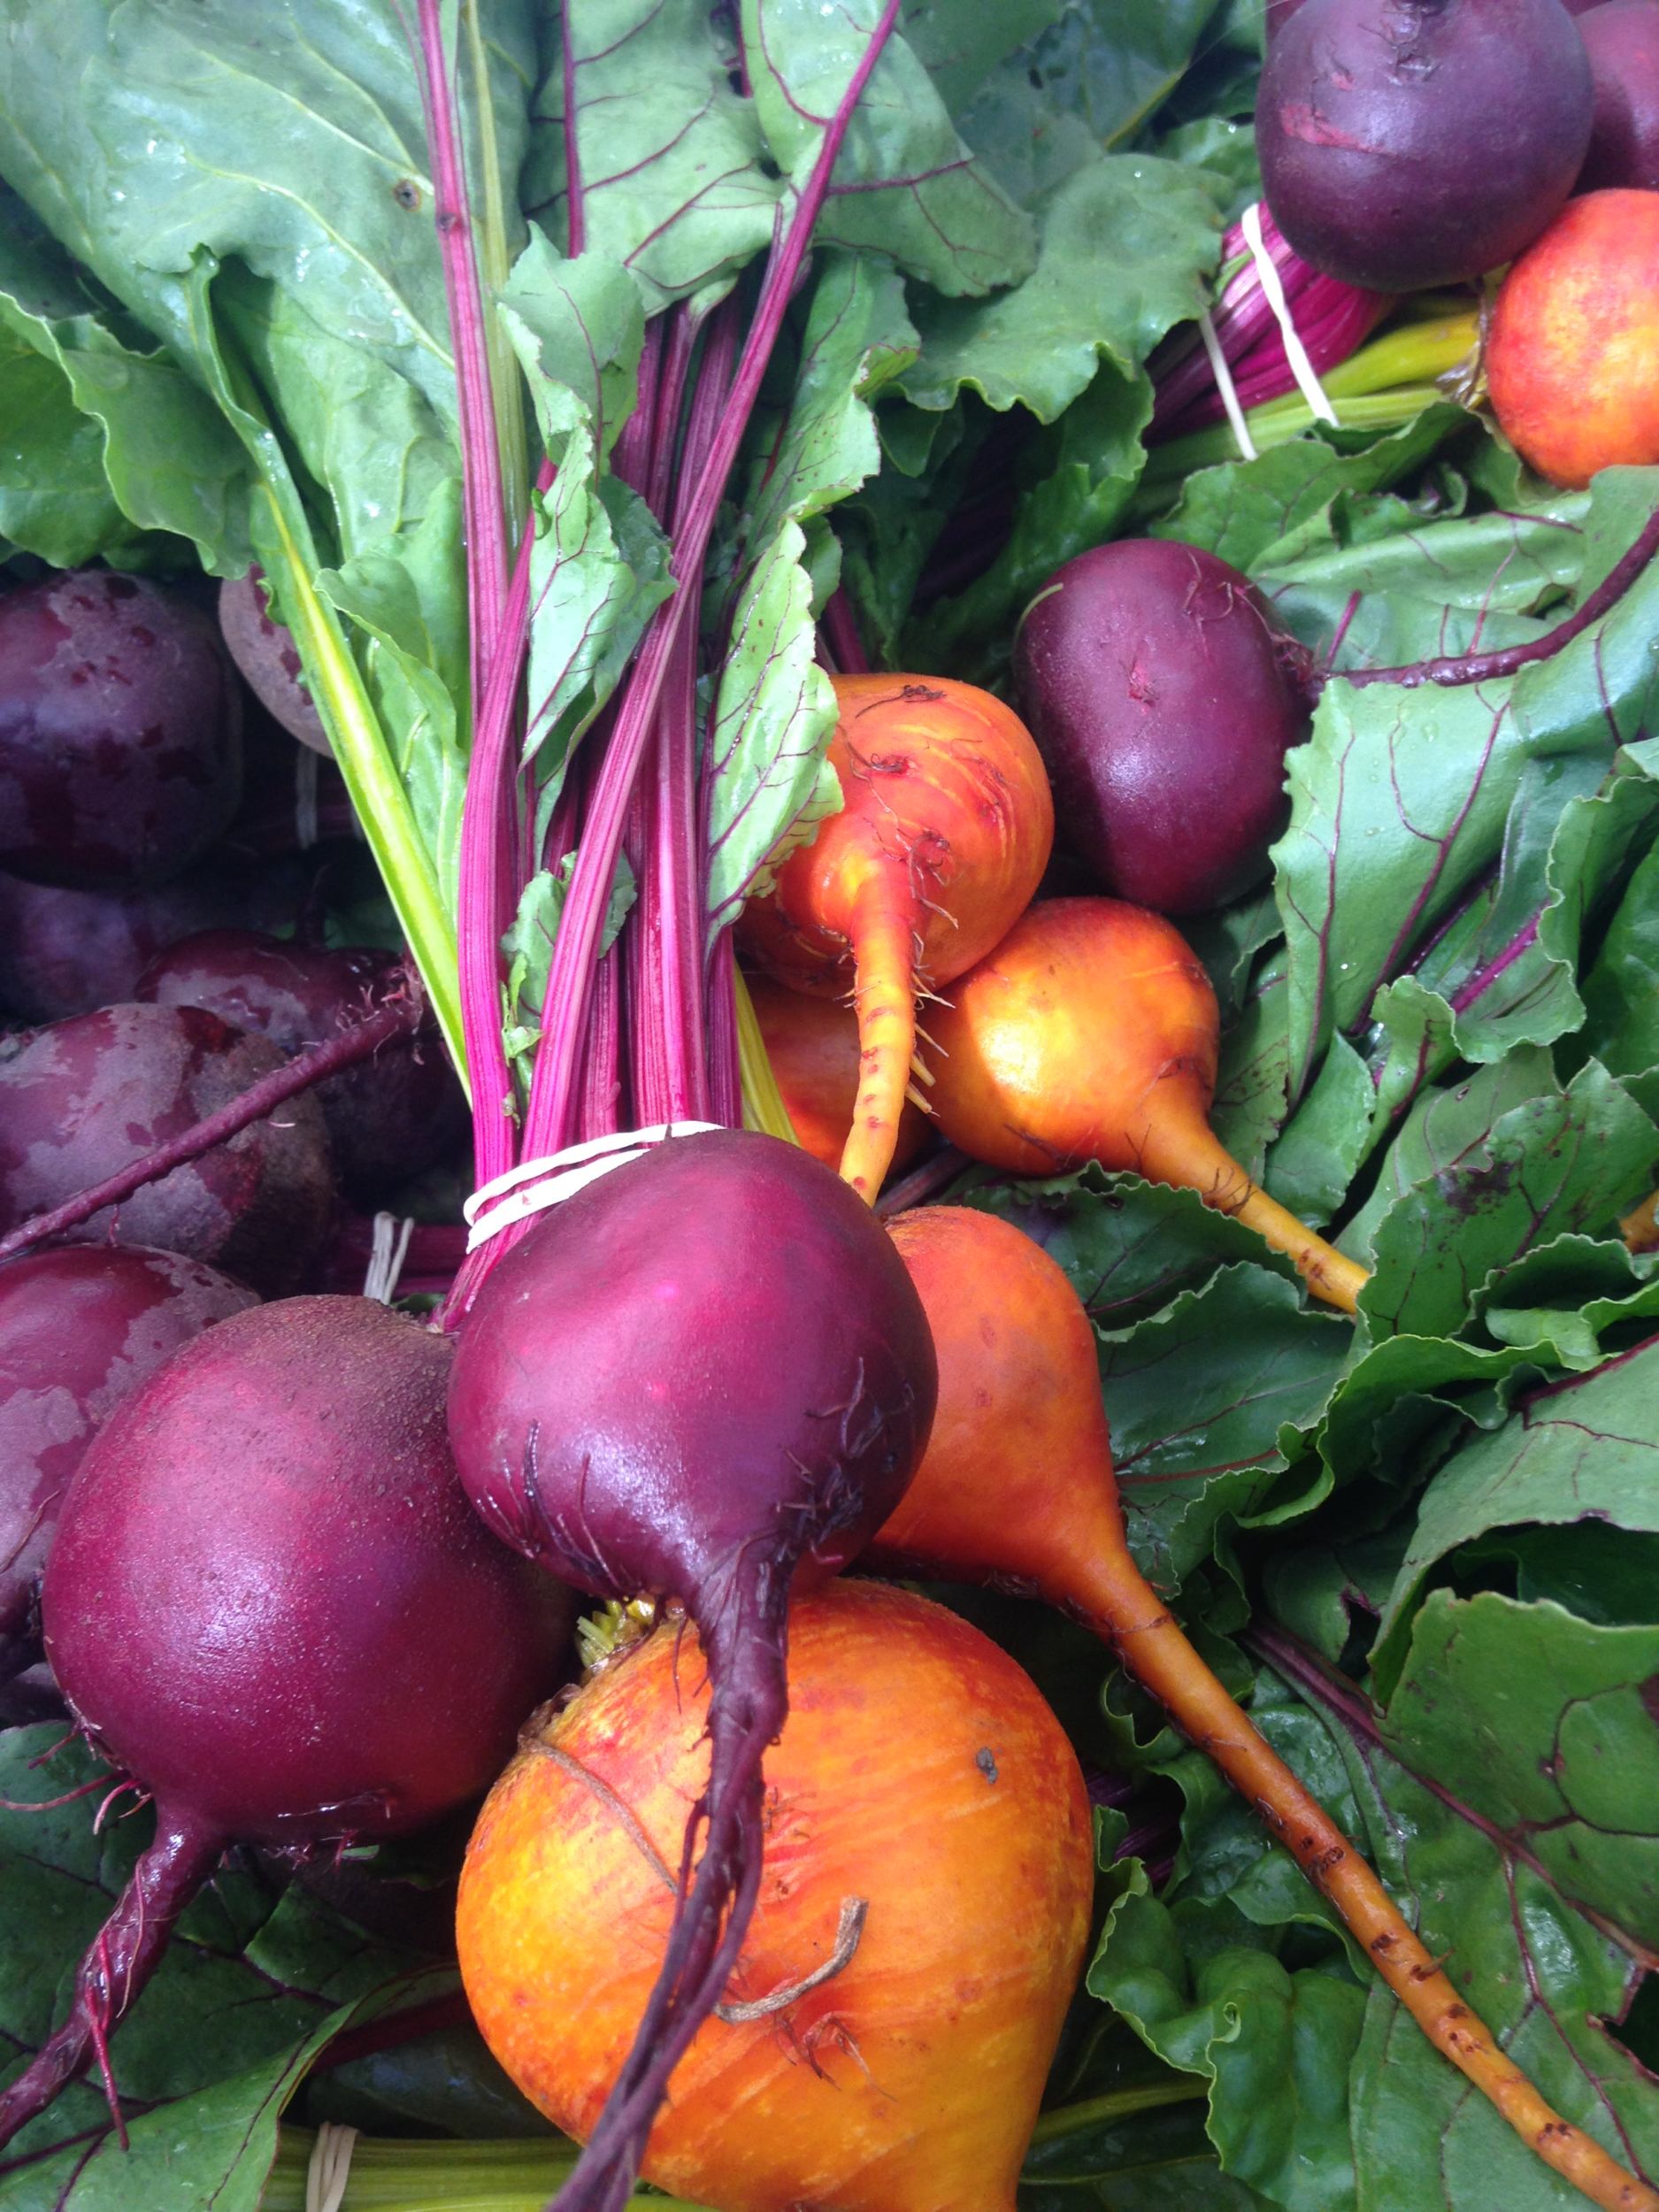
305 2123 360 2212
1197 308 1256 462
1240 200 1340 426
362 1211 414 1304
463 1121 724 1251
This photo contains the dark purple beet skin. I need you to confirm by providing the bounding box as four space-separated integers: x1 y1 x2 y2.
0 1002 337 1296
218 572 331 756
448 1127 937 2212
0 863 299 1024
0 1245 255 1680
1256 0 1594 290
135 929 465 1202
0 571 243 889
1266 0 1313 33
1577 4 1659 189
0 1295 571 2148
1013 540 1312 915
449 1130 936 1607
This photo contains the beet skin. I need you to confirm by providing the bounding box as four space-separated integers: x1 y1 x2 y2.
0 571 242 888
1256 0 1594 290
0 1002 337 1294
0 1243 256 1679
1014 540 1309 914
0 1294 572 2151
136 929 466 1201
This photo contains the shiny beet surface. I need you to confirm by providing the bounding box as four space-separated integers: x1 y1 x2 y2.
1256 0 1594 290
136 929 465 1202
1015 540 1310 914
0 1002 337 1295
0 571 242 888
0 1243 256 1675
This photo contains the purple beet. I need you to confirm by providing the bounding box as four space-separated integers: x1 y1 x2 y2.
0 571 243 889
1256 0 1594 289
1266 0 1313 32
0 1245 255 1681
1013 540 1314 914
135 929 466 1202
447 1129 937 2212
0 1002 337 1295
1577 3 1659 188
0 1295 570 2147
218 572 331 755
0 862 302 1024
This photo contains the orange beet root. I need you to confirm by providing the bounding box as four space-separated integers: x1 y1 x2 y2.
922 896 1367 1313
740 676 1053 1203
1486 189 1659 488
457 1580 1092 2212
744 972 930 1179
868 1206 1659 2212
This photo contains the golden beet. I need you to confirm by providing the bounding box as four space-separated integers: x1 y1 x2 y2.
741 675 1052 1202
1487 188 1659 488
457 1580 1092 2212
922 896 1366 1312
744 972 929 1179
868 1205 1659 2212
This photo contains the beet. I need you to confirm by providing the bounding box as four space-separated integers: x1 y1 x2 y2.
1256 0 1594 290
0 1294 571 2147
1013 540 1312 914
1266 0 1313 31
0 571 243 888
448 1128 936 2212
0 1244 255 1682
0 863 298 1024
1577 4 1659 189
135 929 466 1201
218 572 331 756
0 1002 337 1295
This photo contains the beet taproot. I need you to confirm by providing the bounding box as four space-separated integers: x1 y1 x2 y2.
0 1243 256 1683
0 1003 337 1296
1014 540 1313 914
448 1128 937 2212
920 899 1367 1312
0 571 242 889
866 1205 1659 2212
1256 0 1594 290
0 1294 570 2148
740 676 1052 1202
458 1581 1092 2212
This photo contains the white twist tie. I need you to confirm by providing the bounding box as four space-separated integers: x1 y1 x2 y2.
305 2122 359 2212
463 1121 724 1251
1240 200 1340 427
1197 307 1256 462
362 1211 415 1304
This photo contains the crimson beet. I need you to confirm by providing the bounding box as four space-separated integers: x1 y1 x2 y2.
1256 0 1594 290
0 571 242 887
0 1002 337 1294
0 1244 256 1680
136 929 465 1201
0 1295 571 2147
1014 540 1311 914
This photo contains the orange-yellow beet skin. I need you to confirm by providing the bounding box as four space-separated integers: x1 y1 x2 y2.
457 1582 1092 2212
1487 188 1659 488
741 675 1053 1201
744 972 929 1178
923 896 1224 1189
